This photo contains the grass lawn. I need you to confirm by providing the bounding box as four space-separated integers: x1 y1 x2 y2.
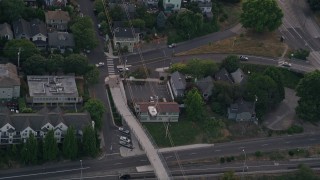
177 31 287 58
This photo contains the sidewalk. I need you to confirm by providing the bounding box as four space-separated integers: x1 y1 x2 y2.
104 41 118 59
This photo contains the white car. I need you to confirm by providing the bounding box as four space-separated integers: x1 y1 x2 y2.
168 43 176 48
118 127 130 134
281 62 292 67
95 62 105 67
239 55 249 61
120 136 131 143
118 67 129 72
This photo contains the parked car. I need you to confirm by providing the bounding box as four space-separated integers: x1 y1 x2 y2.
95 62 105 67
119 141 133 149
239 55 249 61
118 67 129 72
281 62 292 67
168 43 176 48
119 127 130 135
120 136 131 143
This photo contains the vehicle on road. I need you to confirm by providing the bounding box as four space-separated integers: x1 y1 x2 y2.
119 141 133 149
119 127 130 135
119 174 131 179
120 136 131 143
118 67 129 72
281 62 292 67
239 55 249 61
95 62 105 67
168 43 176 48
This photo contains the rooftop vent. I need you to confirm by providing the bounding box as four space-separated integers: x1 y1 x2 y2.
148 106 157 117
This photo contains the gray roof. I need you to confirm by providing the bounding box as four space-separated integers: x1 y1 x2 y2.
114 27 140 38
12 18 31 38
0 23 13 37
196 76 214 94
171 71 186 90
0 107 91 132
0 63 20 87
230 68 246 84
48 32 75 47
29 19 47 37
229 99 255 114
215 68 233 84
27 75 79 98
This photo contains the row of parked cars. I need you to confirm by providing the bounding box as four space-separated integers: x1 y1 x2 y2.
118 127 133 149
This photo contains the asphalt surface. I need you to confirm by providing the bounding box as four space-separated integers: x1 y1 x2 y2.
0 132 319 179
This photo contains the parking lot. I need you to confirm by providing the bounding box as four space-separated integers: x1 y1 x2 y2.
123 81 173 103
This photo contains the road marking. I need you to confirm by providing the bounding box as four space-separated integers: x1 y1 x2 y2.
190 153 197 155
0 167 90 179
262 144 269 147
215 150 221 152
140 159 148 162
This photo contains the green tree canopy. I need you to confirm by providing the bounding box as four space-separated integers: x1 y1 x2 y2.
94 0 104 14
83 126 98 157
84 99 106 130
176 10 203 39
85 65 100 85
63 126 78 160
110 5 124 21
295 164 319 180
186 59 218 79
43 130 59 161
131 19 146 29
222 171 237 180
23 54 47 75
296 70 320 122
46 54 64 74
186 2 201 14
0 0 25 23
221 55 240 73
157 11 167 29
70 17 98 51
185 88 205 121
240 0 283 32
21 133 38 164
308 0 320 11
263 67 285 100
64 54 89 75
4 39 39 63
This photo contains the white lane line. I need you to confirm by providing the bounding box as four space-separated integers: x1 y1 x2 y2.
0 167 90 179
262 144 269 147
215 149 221 152
140 159 148 162
190 153 197 155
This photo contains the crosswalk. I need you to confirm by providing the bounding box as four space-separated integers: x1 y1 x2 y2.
106 58 116 75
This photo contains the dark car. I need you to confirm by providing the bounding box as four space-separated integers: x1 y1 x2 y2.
118 127 130 135
119 174 131 179
119 141 133 149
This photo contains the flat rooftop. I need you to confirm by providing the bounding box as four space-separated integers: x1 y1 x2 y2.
27 76 79 97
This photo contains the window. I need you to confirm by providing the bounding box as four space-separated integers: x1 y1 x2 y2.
47 125 49 129
7 126 9 129
37 37 41 40
60 125 63 128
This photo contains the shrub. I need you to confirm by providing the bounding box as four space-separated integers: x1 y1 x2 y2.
288 150 295 156
291 49 310 60
220 157 225 163
287 125 304 134
255 151 262 157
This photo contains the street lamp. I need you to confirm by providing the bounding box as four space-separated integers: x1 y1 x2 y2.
80 160 83 180
242 149 247 179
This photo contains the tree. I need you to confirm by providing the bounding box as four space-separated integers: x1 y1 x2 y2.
46 54 64 74
94 0 104 14
221 55 240 73
295 164 319 180
0 0 25 23
83 125 98 157
43 130 59 161
110 5 124 21
131 19 146 29
85 65 100 85
184 88 205 121
84 99 106 130
222 171 237 180
186 2 201 14
64 54 89 75
244 74 280 117
308 0 320 11
185 59 218 79
70 17 98 51
22 7 45 21
22 54 47 75
240 0 283 32
4 39 39 62
296 70 320 122
63 126 78 160
21 133 38 164
263 67 285 100
176 10 203 39
170 63 188 74
157 11 167 29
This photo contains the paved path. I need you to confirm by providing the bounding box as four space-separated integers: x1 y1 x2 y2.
106 75 171 180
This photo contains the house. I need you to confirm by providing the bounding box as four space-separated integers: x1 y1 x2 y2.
12 18 31 40
44 0 67 7
230 68 246 85
144 0 159 8
0 63 20 99
169 71 186 97
227 99 256 122
198 2 212 14
26 75 82 104
163 0 181 11
195 76 214 101
134 102 180 122
45 10 71 31
0 23 13 40
24 0 37 7
113 27 140 53
48 31 75 53
0 106 91 145
215 68 234 84
29 19 47 49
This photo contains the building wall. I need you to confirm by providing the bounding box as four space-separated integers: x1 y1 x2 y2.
138 112 179 122
13 86 20 98
30 96 82 104
31 33 47 42
114 35 139 53
163 0 181 11
0 87 14 99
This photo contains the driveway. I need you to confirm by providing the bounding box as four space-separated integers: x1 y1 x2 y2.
263 88 299 130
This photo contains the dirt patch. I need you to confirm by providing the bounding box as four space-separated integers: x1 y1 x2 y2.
177 31 287 58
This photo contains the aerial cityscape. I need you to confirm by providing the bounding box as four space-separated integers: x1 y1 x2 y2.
0 0 319 179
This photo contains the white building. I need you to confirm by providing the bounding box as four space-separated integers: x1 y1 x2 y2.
163 0 182 11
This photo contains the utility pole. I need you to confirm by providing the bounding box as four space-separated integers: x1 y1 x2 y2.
17 48 21 68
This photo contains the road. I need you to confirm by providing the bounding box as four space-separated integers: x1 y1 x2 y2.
0 132 319 179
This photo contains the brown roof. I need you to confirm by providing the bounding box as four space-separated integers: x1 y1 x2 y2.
136 102 180 113
45 10 70 22
0 63 20 87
